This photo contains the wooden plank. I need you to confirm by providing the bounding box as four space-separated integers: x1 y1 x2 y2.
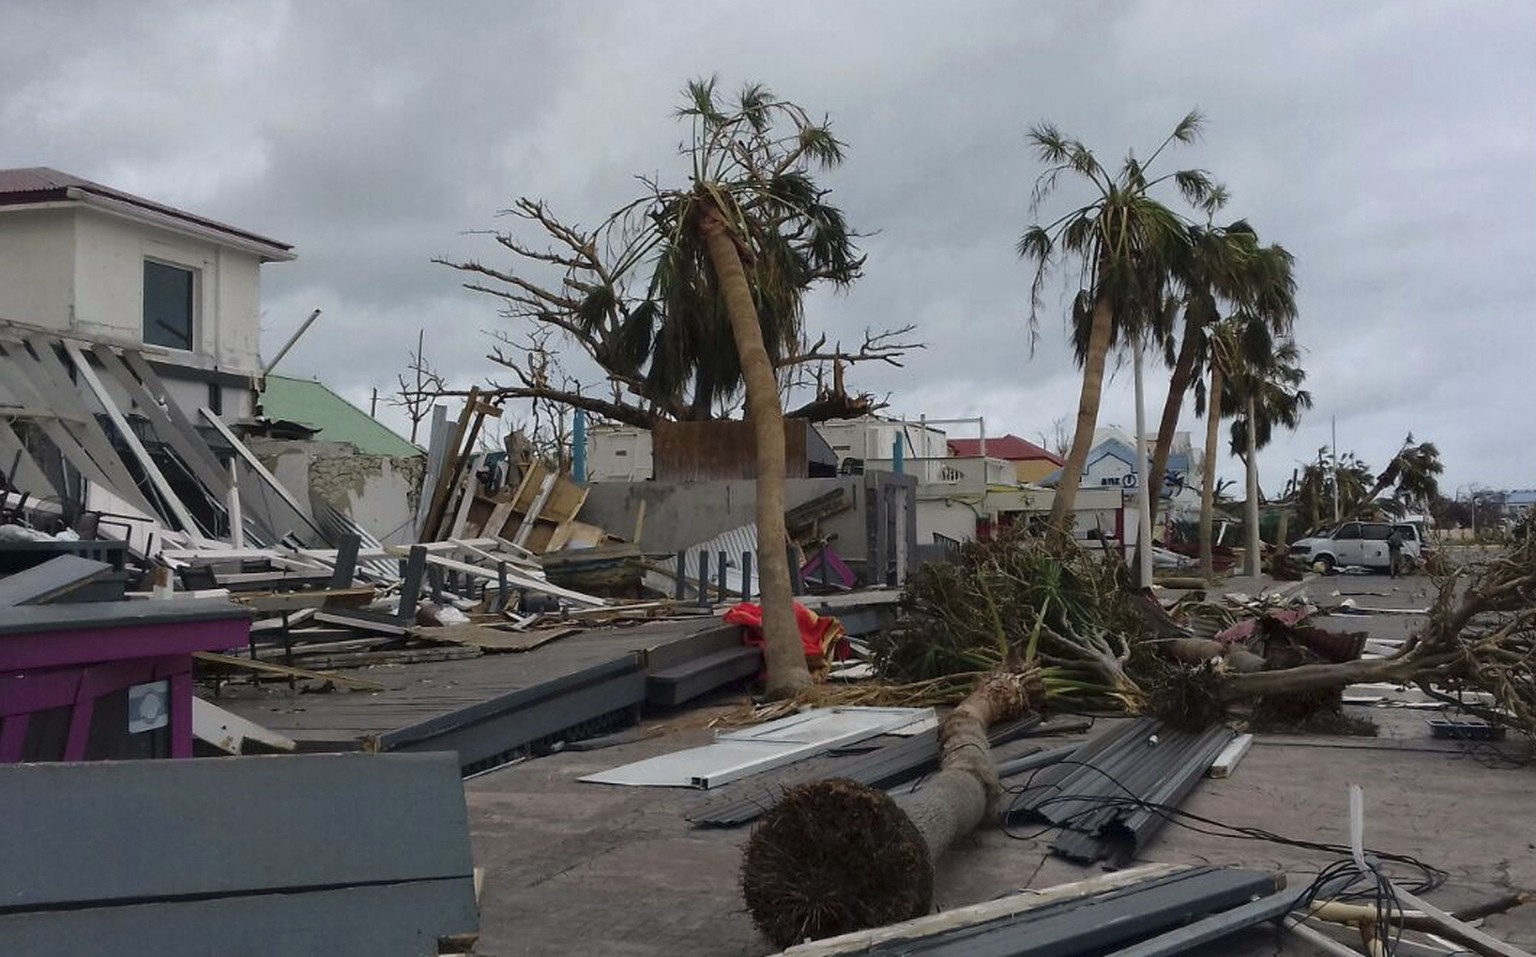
232 587 377 614
512 473 556 549
1206 733 1254 779
479 494 519 541
91 343 232 497
421 389 482 540
421 552 606 607
192 696 297 754
1391 886 1535 957
3 340 158 516
632 499 648 546
65 342 205 540
194 651 386 691
408 623 582 653
198 406 329 539
445 453 482 541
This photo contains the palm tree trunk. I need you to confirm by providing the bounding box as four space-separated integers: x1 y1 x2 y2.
1149 321 1200 530
697 201 812 699
740 667 1043 948
1245 396 1261 577
1199 364 1223 581
1048 295 1114 539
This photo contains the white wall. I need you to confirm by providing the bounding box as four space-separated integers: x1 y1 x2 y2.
72 209 264 375
0 207 76 330
916 498 979 544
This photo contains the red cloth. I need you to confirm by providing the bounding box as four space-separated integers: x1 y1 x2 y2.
724 601 849 666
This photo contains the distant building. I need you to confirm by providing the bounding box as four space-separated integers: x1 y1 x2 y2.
1505 489 1536 523
945 434 1063 485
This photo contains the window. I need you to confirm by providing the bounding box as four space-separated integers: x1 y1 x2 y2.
143 261 194 351
1335 523 1362 540
1361 524 1392 541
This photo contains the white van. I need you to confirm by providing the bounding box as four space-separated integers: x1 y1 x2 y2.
1288 521 1424 573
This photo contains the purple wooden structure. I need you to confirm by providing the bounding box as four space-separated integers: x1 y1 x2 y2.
0 599 249 762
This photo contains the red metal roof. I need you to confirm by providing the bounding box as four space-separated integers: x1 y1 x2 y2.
947 434 1064 465
0 167 292 253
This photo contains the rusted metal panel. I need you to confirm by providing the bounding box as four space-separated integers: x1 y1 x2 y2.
653 419 810 481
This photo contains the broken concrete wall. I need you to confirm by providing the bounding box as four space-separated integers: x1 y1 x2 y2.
249 438 424 546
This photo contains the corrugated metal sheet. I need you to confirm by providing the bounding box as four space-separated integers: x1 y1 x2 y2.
652 522 760 598
690 716 1044 827
1006 718 1235 866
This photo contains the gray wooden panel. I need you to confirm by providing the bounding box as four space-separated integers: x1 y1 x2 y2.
0 878 478 957
1 340 157 517
0 752 473 908
0 554 112 607
91 343 231 497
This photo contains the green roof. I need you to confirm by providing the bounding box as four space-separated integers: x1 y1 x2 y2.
259 375 421 458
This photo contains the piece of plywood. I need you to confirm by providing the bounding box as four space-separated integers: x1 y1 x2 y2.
408 623 581 653
194 651 385 692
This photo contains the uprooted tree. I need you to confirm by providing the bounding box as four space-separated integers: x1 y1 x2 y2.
440 78 922 699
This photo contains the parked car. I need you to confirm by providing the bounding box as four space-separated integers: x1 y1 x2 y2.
1288 521 1424 572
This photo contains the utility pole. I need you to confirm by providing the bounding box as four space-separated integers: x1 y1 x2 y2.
1246 397 1261 577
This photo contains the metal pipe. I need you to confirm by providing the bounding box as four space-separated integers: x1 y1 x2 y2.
261 309 321 376
571 409 587 483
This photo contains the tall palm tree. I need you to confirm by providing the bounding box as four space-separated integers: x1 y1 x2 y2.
1365 435 1444 513
1019 112 1220 540
603 79 863 698
1148 223 1295 530
1196 320 1310 578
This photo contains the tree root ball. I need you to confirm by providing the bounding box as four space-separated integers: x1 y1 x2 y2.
741 778 933 948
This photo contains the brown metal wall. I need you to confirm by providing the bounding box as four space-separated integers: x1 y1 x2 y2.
652 419 808 481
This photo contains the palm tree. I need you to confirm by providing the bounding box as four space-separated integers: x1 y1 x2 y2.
1148 223 1296 530
1365 435 1444 513
1196 320 1310 578
1019 112 1220 540
601 79 862 698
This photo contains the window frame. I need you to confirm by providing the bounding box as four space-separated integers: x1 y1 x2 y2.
142 258 199 353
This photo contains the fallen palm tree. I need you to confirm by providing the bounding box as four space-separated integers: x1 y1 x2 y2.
1210 526 1536 734
740 662 1046 948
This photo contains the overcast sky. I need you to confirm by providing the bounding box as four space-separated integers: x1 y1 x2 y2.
4 1 1532 495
